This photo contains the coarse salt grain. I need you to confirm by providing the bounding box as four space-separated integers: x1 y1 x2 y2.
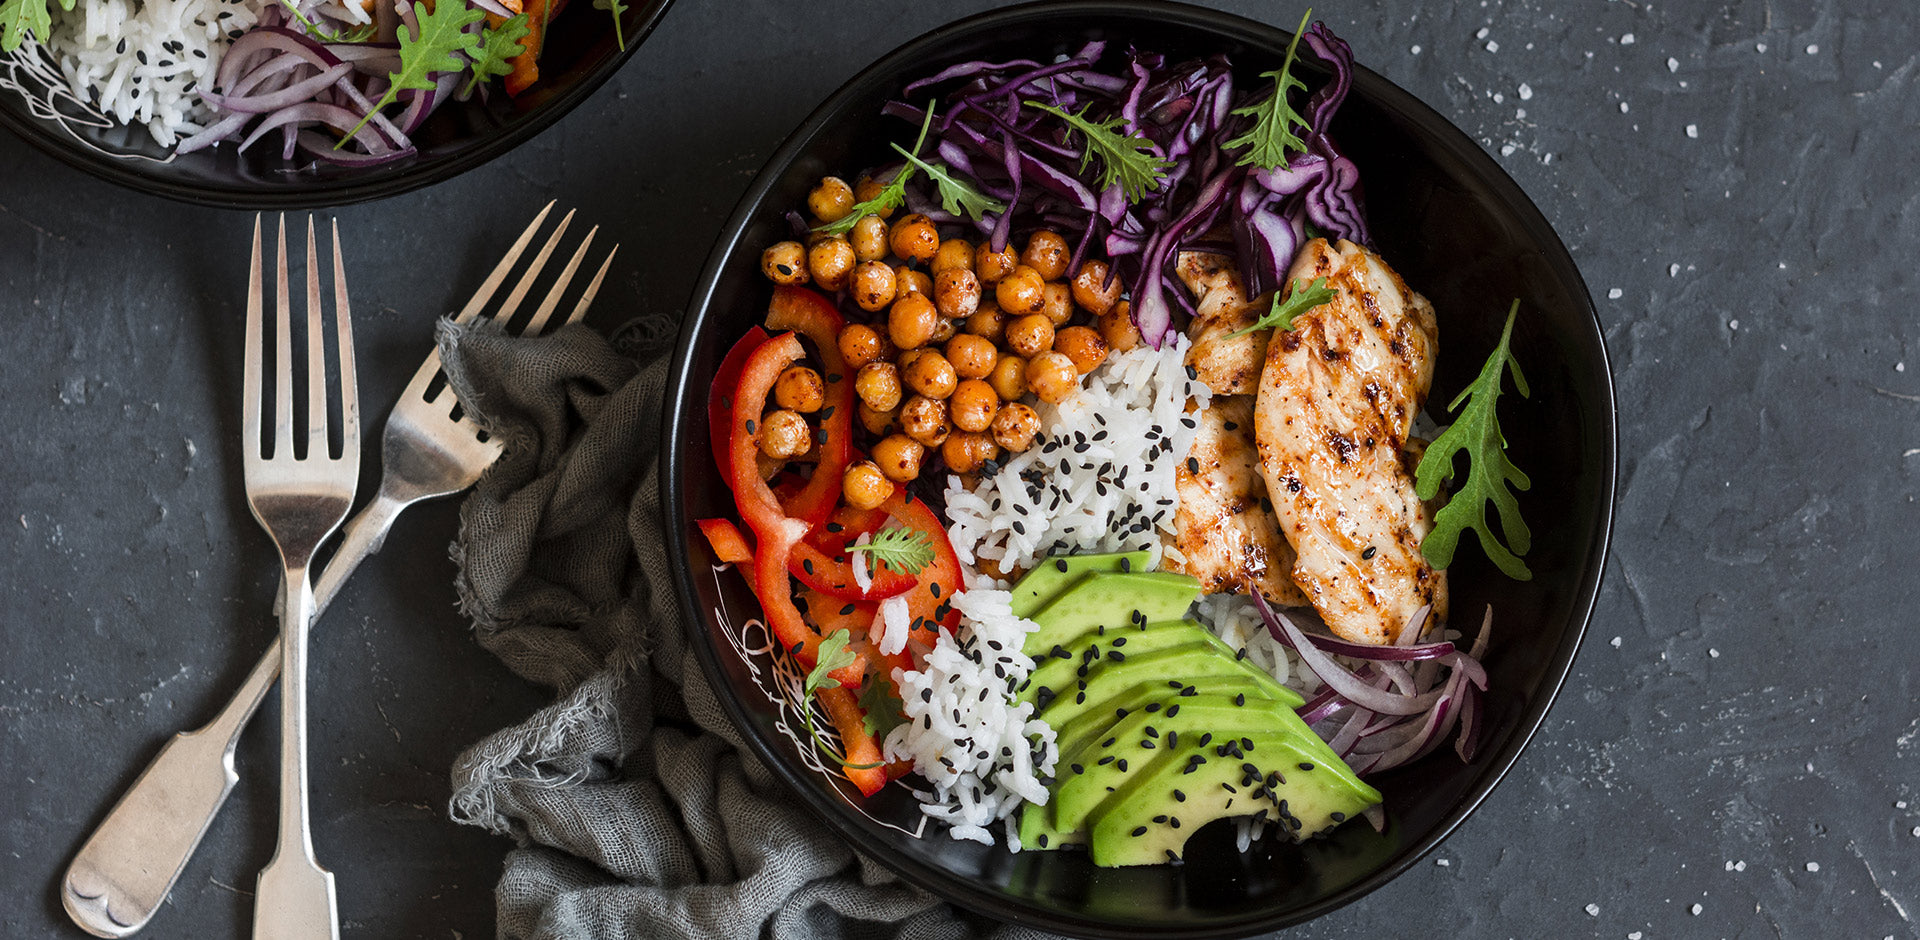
1608 288 1623 300
1806 861 1820 872
1687 124 1699 138
1610 636 1622 648
1691 903 1703 915
1585 903 1600 917
1517 82 1532 100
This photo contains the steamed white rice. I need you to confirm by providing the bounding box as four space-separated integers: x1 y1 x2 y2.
41 0 262 147
943 335 1211 576
883 588 1057 848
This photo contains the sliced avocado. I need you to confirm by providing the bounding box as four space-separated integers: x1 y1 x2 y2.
1008 550 1153 620
1050 695 1320 838
1021 620 1219 707
1036 641 1307 736
1086 732 1381 867
1021 572 1200 658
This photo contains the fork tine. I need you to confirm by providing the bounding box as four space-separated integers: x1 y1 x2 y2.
489 209 574 327
244 214 264 460
331 218 360 466
453 200 555 325
521 226 596 337
563 245 618 328
274 214 294 459
304 216 328 459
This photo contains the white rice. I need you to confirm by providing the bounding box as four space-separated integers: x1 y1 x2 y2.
883 588 1057 848
1191 592 1317 696
943 335 1211 577
43 0 262 147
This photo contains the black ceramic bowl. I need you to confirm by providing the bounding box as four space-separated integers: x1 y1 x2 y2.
664 2 1615 935
0 0 673 208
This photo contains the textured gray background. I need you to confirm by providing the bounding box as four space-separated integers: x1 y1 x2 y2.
3 0 1917 937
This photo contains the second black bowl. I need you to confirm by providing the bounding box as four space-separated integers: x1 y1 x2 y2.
664 2 1616 935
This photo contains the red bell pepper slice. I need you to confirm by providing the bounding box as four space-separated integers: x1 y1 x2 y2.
880 489 965 641
696 518 754 565
710 326 771 487
763 287 854 531
817 685 888 796
790 539 917 602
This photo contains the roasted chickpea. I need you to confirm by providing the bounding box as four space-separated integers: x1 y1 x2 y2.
762 241 810 285
899 395 951 446
1005 313 1056 359
1053 325 1109 375
854 361 902 411
888 293 940 350
1026 351 1078 403
837 323 885 370
757 409 811 459
1021 229 1070 280
901 349 958 399
975 242 1019 284
931 237 974 274
808 176 856 224
1039 281 1073 326
994 264 1047 315
872 434 925 482
850 261 897 312
988 354 1028 402
857 401 898 436
991 402 1041 452
893 265 933 299
842 460 892 510
1071 259 1120 315
1098 300 1141 353
849 215 890 262
964 300 1007 342
774 366 825 413
949 379 999 432
807 237 855 291
941 431 1000 475
929 315 958 344
854 175 896 219
888 213 940 263
933 267 982 320
945 333 998 379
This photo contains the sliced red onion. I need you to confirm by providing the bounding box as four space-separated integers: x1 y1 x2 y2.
1255 594 1444 716
238 101 392 155
202 64 352 114
1453 682 1483 762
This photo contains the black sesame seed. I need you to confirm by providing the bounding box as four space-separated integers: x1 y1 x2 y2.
1131 826 1149 837
1331 812 1346 822
801 558 814 575
1361 546 1377 560
1299 762 1316 771
1098 755 1114 766
1054 558 1069 572
1116 758 1128 771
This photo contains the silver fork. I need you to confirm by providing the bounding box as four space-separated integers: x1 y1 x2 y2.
59 204 614 939
244 214 361 940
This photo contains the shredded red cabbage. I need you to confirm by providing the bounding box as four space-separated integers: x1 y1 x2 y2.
877 21 1367 348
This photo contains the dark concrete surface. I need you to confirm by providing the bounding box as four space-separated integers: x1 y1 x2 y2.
3 0 1916 937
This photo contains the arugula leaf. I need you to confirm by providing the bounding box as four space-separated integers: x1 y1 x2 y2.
1225 8 1315 170
888 143 1007 221
800 630 882 770
1414 301 1533 580
593 0 625 51
1 0 70 54
1230 276 1337 338
846 526 935 577
857 676 907 743
1024 101 1172 203
462 13 529 99
338 0 485 148
813 102 937 236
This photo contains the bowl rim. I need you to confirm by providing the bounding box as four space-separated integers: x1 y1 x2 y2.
0 0 676 210
662 1 1618 934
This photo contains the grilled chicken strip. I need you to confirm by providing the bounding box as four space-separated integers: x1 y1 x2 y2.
1253 238 1447 645
1177 250 1268 395
1166 396 1310 607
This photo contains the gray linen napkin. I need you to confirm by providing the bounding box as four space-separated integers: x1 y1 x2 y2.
433 317 1043 940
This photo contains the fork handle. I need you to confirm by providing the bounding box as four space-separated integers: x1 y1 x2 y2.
59 493 406 938
254 565 339 940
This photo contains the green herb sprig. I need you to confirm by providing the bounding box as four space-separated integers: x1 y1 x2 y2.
461 14 529 99
338 0 485 148
813 104 938 236
888 142 1006 221
278 0 375 43
1225 8 1315 171
1414 301 1533 580
0 0 69 54
1024 101 1173 204
1230 276 1337 338
594 0 625 50
857 676 907 742
800 630 882 770
846 526 935 577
